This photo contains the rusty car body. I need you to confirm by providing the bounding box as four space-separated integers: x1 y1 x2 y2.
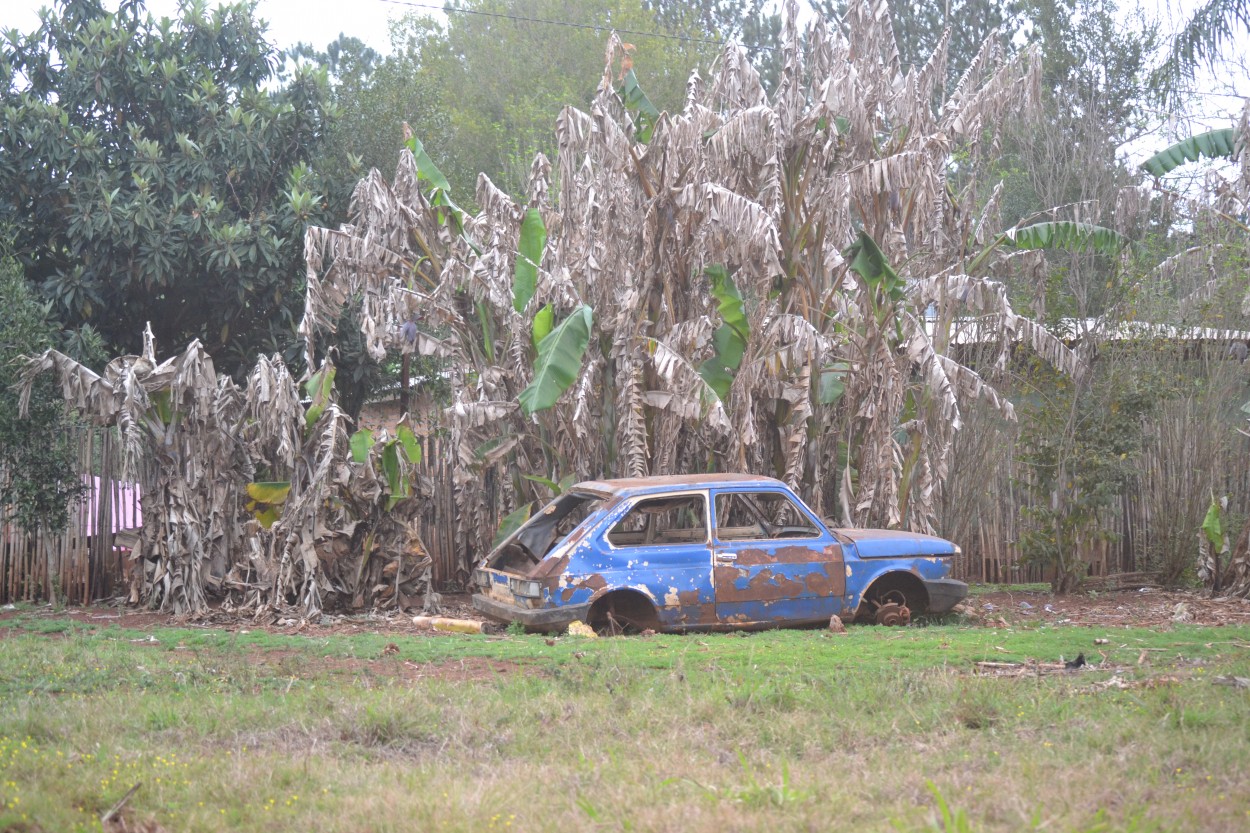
471 474 967 632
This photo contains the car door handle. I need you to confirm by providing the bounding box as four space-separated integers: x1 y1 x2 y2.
716 552 737 562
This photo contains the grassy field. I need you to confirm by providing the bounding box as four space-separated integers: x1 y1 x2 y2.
1 607 1249 832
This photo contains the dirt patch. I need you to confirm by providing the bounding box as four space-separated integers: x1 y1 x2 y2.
239 647 529 683
968 588 1250 628
338 655 527 683
0 605 171 630
0 593 494 637
7 587 1250 638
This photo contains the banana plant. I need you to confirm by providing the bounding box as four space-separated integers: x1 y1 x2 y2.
519 305 594 416
350 423 423 510
513 208 547 313
303 0 1089 551
697 266 749 400
1141 128 1237 177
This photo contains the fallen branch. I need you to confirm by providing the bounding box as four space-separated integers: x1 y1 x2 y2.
101 782 142 825
973 660 1085 676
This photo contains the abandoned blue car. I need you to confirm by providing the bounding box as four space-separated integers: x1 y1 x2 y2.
471 474 967 632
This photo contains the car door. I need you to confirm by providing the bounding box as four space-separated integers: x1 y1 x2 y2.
710 487 846 626
600 490 716 629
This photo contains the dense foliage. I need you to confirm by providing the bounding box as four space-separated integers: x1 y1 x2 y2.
5 0 1250 599
0 0 350 373
0 257 99 531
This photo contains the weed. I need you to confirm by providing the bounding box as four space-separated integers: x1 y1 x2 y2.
338 700 438 753
916 781 972 832
669 753 808 808
953 683 1001 729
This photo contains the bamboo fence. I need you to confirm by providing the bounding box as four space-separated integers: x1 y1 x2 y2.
1 428 143 605
7 423 1249 602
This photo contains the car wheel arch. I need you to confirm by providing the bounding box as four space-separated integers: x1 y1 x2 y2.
857 571 929 623
586 587 661 633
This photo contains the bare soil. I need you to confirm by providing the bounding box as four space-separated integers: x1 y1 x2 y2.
5 587 1250 645
969 587 1250 628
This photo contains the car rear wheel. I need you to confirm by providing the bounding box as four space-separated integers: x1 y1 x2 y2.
587 591 659 635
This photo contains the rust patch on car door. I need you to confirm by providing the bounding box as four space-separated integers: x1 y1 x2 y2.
713 541 846 624
712 565 808 603
802 560 846 597
732 543 841 566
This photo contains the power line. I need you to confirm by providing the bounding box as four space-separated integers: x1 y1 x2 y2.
370 0 1248 102
374 0 742 50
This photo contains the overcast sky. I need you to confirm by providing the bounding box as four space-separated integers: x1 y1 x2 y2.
7 0 1237 56
4 0 411 53
3 0 1246 153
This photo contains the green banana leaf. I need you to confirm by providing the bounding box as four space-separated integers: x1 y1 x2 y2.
148 389 174 425
1141 128 1236 177
522 474 561 494
382 442 409 511
349 428 373 463
846 231 906 302
532 302 554 350
493 502 533 549
406 135 466 231
1202 498 1225 549
1003 221 1129 256
477 299 496 364
303 365 335 430
513 208 546 313
818 362 850 405
407 135 451 192
619 68 661 144
698 265 749 400
519 305 594 416
396 424 422 465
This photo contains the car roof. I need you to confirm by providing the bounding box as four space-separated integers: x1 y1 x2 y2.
573 473 787 498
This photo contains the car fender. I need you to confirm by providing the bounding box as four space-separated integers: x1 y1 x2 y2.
586 583 662 608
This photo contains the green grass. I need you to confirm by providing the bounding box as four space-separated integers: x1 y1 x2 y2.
1 614 1249 831
966 582 1052 596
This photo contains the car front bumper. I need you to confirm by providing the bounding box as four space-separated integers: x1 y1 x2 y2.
472 593 592 630
921 577 968 613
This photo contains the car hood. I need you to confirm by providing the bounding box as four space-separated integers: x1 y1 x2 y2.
835 528 957 558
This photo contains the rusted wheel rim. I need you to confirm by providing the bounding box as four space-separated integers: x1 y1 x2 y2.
874 602 911 626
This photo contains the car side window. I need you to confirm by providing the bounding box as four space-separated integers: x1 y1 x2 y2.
606 494 708 547
715 492 820 541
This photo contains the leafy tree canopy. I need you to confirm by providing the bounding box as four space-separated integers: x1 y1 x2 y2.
0 0 355 374
0 251 104 531
373 0 718 200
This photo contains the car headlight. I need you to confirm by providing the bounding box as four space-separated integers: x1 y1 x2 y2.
508 577 542 598
473 569 491 588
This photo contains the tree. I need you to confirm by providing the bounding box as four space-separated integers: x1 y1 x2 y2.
810 0 1025 93
1155 0 1250 92
290 31 452 186
0 253 102 532
0 0 351 374
644 0 782 87
384 0 716 200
